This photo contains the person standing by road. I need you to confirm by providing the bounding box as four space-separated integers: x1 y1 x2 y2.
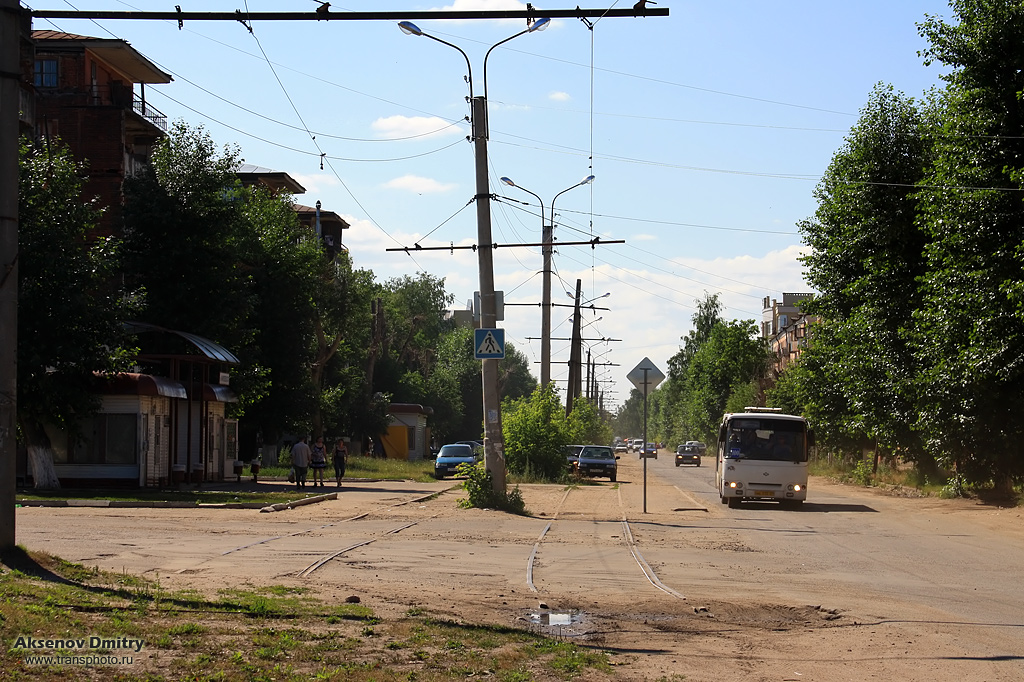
333 438 348 487
291 436 311 490
310 436 328 487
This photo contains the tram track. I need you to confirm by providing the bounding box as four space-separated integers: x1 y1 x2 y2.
173 489 443 575
525 483 685 600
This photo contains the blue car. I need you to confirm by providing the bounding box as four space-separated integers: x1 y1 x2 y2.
434 443 480 479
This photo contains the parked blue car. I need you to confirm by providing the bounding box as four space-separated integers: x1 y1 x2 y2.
433 443 480 479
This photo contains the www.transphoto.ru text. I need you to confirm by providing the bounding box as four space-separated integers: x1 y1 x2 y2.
23 654 134 666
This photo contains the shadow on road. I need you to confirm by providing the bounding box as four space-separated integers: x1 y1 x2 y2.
738 501 878 513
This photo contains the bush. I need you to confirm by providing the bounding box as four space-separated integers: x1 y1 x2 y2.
851 458 873 486
457 462 527 515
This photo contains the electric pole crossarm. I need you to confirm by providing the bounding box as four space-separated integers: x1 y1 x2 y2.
30 8 669 22
385 238 624 252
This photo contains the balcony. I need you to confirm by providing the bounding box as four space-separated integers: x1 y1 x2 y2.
132 91 167 131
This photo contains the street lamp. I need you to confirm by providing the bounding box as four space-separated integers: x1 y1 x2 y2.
500 175 595 388
399 17 549 495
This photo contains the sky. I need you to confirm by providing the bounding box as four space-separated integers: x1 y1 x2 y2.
31 0 954 409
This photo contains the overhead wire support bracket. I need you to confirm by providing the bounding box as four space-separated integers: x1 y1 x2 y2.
235 9 253 34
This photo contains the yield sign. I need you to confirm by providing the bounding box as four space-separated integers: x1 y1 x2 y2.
627 357 665 394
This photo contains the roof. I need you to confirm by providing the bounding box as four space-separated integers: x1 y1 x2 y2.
32 30 172 84
237 164 306 194
124 321 240 364
93 373 187 399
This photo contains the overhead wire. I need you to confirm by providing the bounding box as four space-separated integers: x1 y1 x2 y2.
151 90 466 161
241 2 421 262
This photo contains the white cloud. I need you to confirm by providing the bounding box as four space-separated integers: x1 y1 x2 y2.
371 116 463 140
631 233 658 241
383 175 458 194
548 91 571 102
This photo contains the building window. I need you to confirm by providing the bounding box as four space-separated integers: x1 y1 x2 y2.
34 59 58 88
73 414 138 464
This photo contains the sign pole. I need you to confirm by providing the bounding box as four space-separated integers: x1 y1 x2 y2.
626 357 664 515
642 367 648 513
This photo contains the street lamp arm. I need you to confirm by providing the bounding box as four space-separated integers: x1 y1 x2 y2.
483 17 550 101
499 177 546 225
550 175 595 231
398 21 473 99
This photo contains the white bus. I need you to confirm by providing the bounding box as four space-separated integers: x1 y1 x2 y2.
715 408 813 509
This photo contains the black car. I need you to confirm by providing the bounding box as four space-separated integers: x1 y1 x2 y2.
675 443 701 467
573 445 619 482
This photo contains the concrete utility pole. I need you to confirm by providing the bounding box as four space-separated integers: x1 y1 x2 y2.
565 279 583 417
0 0 20 552
471 95 506 492
499 175 593 390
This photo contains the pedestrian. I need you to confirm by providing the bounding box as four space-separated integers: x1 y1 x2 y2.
291 436 311 490
310 436 328 487
333 438 348 487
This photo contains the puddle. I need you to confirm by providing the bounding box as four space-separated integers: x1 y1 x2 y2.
527 610 588 638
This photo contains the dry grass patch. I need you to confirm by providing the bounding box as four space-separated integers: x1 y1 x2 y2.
1 548 616 681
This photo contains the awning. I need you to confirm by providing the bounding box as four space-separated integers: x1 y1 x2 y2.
186 383 239 403
93 372 187 399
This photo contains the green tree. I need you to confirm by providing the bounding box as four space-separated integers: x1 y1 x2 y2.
17 138 141 488
662 294 725 446
914 0 1024 488
565 398 612 447
501 384 569 479
612 388 644 440
121 121 254 350
797 83 933 465
683 319 770 444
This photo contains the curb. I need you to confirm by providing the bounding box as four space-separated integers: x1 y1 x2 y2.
16 499 316 510
260 492 338 513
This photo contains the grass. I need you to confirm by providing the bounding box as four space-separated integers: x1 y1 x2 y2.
261 454 437 483
0 548 616 681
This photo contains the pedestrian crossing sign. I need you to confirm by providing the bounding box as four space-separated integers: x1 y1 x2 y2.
474 328 505 359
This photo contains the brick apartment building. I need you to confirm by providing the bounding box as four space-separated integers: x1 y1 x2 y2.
762 292 815 376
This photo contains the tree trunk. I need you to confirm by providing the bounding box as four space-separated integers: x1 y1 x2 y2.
20 419 61 489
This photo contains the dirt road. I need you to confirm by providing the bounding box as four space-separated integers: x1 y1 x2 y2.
16 452 1024 681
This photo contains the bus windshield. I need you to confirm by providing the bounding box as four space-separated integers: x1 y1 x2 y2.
724 418 806 462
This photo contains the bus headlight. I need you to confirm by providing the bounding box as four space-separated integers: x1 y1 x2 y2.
728 481 738 489
793 484 802 492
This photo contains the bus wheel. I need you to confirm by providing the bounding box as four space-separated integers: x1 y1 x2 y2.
720 496 728 505
783 500 803 510
727 496 741 509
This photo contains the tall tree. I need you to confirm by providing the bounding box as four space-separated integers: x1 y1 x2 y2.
121 121 254 350
797 84 933 464
18 138 140 488
913 0 1024 488
662 293 727 445
683 319 770 443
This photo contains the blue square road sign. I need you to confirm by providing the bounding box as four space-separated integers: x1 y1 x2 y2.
474 328 505 359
